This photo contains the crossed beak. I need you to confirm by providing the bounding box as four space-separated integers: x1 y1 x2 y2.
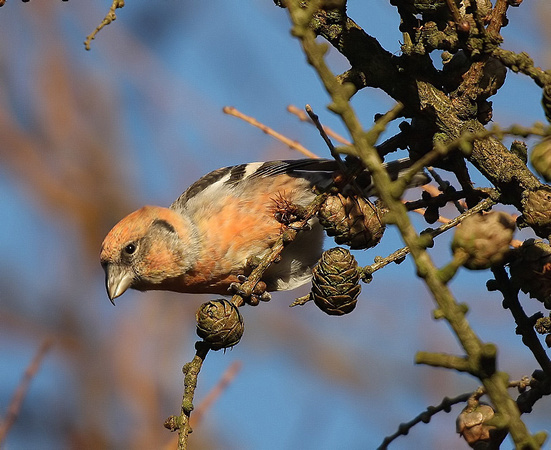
103 263 133 305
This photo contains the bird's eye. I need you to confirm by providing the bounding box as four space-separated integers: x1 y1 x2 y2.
124 243 137 255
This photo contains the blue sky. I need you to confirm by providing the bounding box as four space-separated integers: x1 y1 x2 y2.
0 1 550 449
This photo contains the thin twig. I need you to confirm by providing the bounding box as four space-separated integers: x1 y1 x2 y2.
427 167 466 213
164 342 210 450
223 106 319 159
517 372 551 415
164 360 242 450
84 0 125 50
287 104 352 145
304 105 362 193
492 48 551 88
305 104 342 163
407 188 522 247
0 338 54 445
491 266 551 377
377 392 473 449
444 0 465 27
407 186 467 225
362 197 496 279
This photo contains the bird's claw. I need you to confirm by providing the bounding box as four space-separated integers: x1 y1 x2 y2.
228 277 271 305
287 221 311 231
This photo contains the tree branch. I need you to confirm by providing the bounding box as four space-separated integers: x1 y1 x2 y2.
0 338 53 445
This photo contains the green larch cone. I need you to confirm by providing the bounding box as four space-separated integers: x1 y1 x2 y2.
318 194 387 250
311 247 361 316
509 239 551 309
451 211 515 270
196 299 244 350
456 403 497 448
531 137 551 182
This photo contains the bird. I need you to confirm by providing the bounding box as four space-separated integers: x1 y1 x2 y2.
100 158 427 303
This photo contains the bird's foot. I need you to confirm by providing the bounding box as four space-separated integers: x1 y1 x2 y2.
229 275 271 305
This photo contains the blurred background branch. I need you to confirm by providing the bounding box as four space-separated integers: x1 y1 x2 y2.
0 1 550 449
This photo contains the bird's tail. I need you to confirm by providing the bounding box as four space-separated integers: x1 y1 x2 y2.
345 157 430 196
382 157 430 188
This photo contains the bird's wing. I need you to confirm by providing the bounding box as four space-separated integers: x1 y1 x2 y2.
170 159 335 209
170 157 428 211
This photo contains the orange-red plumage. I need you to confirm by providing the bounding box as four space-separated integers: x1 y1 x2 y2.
100 158 426 302
100 162 329 301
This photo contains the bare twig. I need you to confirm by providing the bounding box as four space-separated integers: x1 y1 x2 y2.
305 104 342 163
362 197 496 280
223 106 319 159
164 360 242 450
491 266 551 376
426 167 466 214
377 392 473 449
305 105 357 188
0 338 54 445
164 342 210 450
84 0 125 50
287 104 352 145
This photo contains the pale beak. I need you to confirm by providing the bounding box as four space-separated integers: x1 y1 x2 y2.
104 264 134 305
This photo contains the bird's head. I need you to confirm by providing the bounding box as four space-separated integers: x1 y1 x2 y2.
100 205 195 304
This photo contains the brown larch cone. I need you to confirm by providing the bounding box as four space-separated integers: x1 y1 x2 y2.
318 194 387 250
451 211 515 270
311 247 361 316
196 299 244 350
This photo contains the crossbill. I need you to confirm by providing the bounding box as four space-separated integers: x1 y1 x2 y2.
100 158 426 303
